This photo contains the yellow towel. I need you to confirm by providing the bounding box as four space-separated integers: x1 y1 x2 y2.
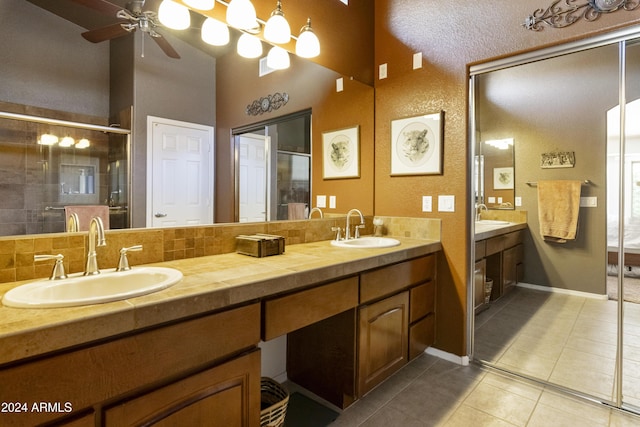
64 205 110 232
537 180 581 243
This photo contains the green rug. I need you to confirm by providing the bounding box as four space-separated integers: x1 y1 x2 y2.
283 392 339 427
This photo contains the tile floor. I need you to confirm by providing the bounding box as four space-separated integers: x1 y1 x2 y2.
289 286 640 426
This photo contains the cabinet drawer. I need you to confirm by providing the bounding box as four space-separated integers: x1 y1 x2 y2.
409 281 435 323
409 313 435 360
504 230 524 249
262 276 359 340
485 235 504 256
360 255 435 303
475 240 486 261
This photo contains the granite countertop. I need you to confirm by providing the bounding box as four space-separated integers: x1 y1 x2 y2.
474 222 527 240
0 237 441 366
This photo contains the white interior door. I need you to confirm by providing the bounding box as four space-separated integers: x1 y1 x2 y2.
238 133 267 222
147 116 214 227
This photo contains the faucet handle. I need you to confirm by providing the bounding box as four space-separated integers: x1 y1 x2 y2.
116 245 143 272
354 224 365 239
331 226 343 241
34 254 67 280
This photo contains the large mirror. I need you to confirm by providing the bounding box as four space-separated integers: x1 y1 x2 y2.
474 137 515 210
0 0 375 236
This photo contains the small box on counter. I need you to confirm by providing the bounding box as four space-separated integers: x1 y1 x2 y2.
236 233 286 257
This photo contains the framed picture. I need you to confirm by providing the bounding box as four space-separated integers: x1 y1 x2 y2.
493 167 514 189
390 111 443 175
540 151 575 168
322 125 360 179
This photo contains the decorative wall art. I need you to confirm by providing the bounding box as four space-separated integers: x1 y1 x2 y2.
540 151 575 168
493 167 514 190
390 111 443 176
322 125 360 179
246 92 289 116
523 0 640 31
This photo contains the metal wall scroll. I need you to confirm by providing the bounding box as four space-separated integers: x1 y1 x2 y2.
245 92 289 116
524 0 640 31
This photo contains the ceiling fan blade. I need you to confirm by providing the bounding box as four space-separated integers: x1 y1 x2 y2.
82 23 132 43
69 0 123 16
152 35 181 59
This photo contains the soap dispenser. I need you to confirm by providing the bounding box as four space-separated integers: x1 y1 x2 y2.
78 169 86 194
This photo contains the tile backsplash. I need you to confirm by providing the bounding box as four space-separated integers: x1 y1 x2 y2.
0 216 441 284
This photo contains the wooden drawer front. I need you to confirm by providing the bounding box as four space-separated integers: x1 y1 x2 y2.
504 230 524 249
262 276 359 340
485 235 504 256
0 303 261 427
475 240 486 261
360 255 435 303
105 350 261 427
409 281 435 323
409 314 435 360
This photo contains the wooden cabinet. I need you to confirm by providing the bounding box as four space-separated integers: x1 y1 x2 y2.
476 229 524 303
358 291 409 396
0 303 261 427
287 254 436 407
104 350 260 427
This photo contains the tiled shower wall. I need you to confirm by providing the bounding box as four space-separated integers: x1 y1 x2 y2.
0 216 441 284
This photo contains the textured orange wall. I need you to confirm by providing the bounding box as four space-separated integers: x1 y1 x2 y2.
374 0 640 356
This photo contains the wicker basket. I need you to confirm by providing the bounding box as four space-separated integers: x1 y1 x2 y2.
260 377 289 427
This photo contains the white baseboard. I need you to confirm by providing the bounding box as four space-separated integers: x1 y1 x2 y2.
516 282 608 300
425 347 470 366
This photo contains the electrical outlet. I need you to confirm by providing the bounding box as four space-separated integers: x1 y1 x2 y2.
379 63 388 79
515 196 522 207
580 196 597 207
413 52 422 69
329 196 336 209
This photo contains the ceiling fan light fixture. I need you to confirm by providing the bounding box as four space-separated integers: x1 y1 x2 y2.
264 1 291 44
267 46 290 70
183 0 215 10
295 18 320 58
158 0 191 30
201 17 230 46
237 33 262 58
226 0 258 30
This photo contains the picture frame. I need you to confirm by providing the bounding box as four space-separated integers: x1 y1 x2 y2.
493 167 514 190
322 125 360 179
390 111 443 175
540 151 575 168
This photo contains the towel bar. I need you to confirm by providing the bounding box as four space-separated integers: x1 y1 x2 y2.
526 180 591 187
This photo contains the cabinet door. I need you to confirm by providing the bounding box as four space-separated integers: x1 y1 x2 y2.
502 244 522 294
358 291 409 397
104 350 261 427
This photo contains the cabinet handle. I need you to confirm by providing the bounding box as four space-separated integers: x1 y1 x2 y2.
370 307 403 322
155 212 168 218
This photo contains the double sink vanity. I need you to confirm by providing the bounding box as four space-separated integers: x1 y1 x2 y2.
0 221 440 426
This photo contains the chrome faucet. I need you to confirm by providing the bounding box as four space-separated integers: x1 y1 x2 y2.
345 208 365 240
84 216 106 276
476 203 488 222
308 207 324 219
67 213 80 232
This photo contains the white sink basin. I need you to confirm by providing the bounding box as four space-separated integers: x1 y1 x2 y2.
475 220 510 225
2 266 183 309
331 236 401 249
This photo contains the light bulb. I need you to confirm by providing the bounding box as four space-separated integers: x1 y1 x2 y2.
226 0 257 30
267 46 290 70
264 1 291 44
158 0 190 30
184 0 215 10
237 33 262 58
76 138 91 149
38 134 59 145
59 136 75 147
201 18 230 46
295 18 320 58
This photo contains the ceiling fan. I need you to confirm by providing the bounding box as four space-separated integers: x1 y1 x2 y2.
71 0 180 58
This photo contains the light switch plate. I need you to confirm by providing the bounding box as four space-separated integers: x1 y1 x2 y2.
438 195 455 212
413 52 422 69
316 195 326 208
379 63 388 79
580 196 597 207
329 196 337 209
336 77 343 92
515 196 522 207
488 196 496 204
422 196 432 212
